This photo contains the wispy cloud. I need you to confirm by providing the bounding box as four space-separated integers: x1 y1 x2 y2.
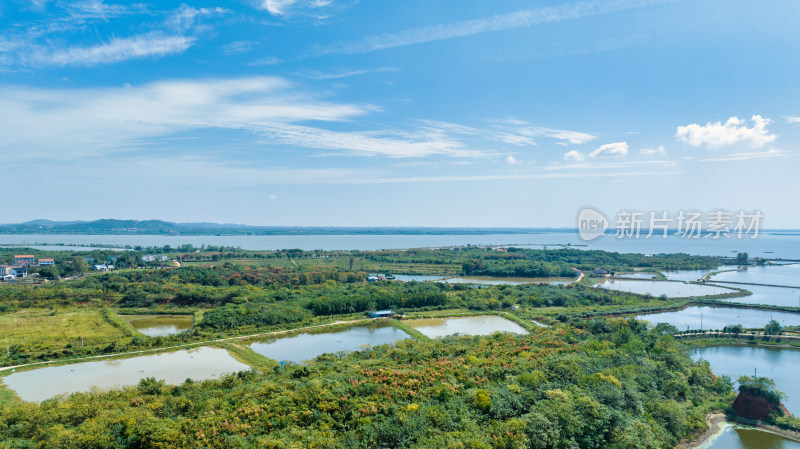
564 150 585 161
0 76 491 160
299 66 398 80
589 141 628 158
317 0 671 55
1 3 223 69
639 145 666 156
25 33 195 66
787 117 800 124
700 148 789 162
493 118 597 145
676 115 776 149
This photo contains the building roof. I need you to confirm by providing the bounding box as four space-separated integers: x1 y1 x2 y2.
39 258 54 262
14 255 34 258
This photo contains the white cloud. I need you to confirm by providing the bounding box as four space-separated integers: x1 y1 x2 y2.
495 133 536 146
564 150 585 161
318 0 670 55
259 0 341 18
25 33 195 66
639 145 666 156
787 117 800 124
676 115 776 149
172 5 228 31
505 155 521 165
700 148 789 162
0 76 488 160
589 141 628 158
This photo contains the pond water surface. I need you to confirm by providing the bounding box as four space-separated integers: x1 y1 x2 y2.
439 276 572 285
1 346 249 402
692 345 800 414
705 425 800 449
121 314 194 337
711 264 800 287
594 279 736 297
404 315 527 338
389 274 446 282
719 285 800 308
637 306 800 330
248 323 410 364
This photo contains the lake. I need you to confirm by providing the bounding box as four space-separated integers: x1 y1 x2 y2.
637 306 800 331
711 264 800 287
248 323 409 364
706 425 800 449
439 276 572 285
404 315 528 338
2 231 800 257
593 279 736 297
615 272 658 279
662 266 740 282
120 314 194 337
0 347 249 402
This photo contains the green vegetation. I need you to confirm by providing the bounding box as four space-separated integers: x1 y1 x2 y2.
0 245 788 447
0 320 734 448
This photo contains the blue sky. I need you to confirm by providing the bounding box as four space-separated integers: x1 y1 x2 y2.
1 0 799 227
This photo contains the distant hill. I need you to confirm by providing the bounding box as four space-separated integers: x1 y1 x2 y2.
0 219 569 236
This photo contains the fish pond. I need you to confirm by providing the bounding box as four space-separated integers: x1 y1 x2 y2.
120 314 194 337
637 306 800 331
593 279 737 297
439 276 572 285
248 322 410 364
404 315 528 338
1 346 249 402
710 264 800 287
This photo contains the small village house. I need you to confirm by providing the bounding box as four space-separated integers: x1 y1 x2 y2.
13 255 35 265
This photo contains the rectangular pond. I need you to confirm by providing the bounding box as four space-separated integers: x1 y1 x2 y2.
637 306 800 331
248 322 410 364
720 284 800 308
438 276 572 286
120 314 194 337
390 274 447 282
710 264 800 287
593 279 737 297
404 315 528 338
1 346 250 402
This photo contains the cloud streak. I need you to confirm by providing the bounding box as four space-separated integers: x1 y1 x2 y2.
25 33 195 66
317 0 672 55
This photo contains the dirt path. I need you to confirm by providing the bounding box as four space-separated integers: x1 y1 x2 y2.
677 413 728 449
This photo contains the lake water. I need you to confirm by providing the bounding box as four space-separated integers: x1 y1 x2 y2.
120 314 194 337
248 323 409 364
706 425 800 449
693 345 800 414
719 285 800 308
637 306 800 330
711 264 800 287
2 231 800 257
662 266 739 282
0 346 249 402
439 276 572 286
593 279 736 297
404 315 528 338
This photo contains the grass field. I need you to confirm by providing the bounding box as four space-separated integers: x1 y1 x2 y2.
0 307 126 351
181 255 461 275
